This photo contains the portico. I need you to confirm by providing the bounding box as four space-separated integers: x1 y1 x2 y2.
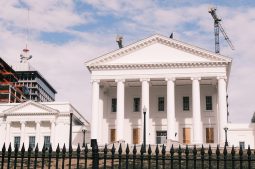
86 34 231 145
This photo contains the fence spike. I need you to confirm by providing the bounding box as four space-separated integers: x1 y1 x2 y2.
118 143 122 155
223 145 228 156
63 144 66 154
8 143 12 153
85 143 88 154
77 143 81 153
162 144 166 155
170 144 174 155
185 145 189 155
104 144 107 154
178 144 182 155
247 145 251 156
2 143 6 153
239 145 243 156
140 144 144 154
193 145 197 156
14 143 19 153
148 144 152 155
201 145 205 156
133 144 137 155
155 144 159 154
21 143 25 152
231 145 235 155
7 143 12 169
62 144 66 169
111 144 115 154
56 143 60 153
76 144 81 169
126 144 130 154
216 145 220 156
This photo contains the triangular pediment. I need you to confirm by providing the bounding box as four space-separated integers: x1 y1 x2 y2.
3 101 59 115
86 34 232 70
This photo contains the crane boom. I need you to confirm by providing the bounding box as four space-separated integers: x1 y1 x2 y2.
208 7 234 53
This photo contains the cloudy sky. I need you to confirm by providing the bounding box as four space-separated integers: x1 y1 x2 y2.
1 0 255 123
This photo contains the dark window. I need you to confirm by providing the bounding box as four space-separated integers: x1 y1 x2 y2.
156 131 167 144
14 136 20 149
44 136 51 149
239 141 245 149
111 98 117 112
206 96 213 110
183 97 189 111
133 98 140 112
158 97 164 111
29 136 36 149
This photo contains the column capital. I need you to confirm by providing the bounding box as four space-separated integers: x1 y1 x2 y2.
50 120 56 125
35 120 41 124
115 79 125 83
140 78 150 82
91 79 100 83
191 77 201 81
165 77 176 81
20 121 26 125
217 76 227 80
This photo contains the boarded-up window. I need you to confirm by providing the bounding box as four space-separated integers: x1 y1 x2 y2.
206 128 214 143
133 128 140 144
110 129 116 143
183 128 191 144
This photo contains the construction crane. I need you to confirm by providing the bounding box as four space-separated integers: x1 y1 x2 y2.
208 7 234 54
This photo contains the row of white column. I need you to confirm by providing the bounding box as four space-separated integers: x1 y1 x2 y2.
5 120 56 148
91 76 227 144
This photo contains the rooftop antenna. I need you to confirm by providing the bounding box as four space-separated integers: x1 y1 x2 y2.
169 32 173 39
20 8 32 63
116 35 123 49
208 7 234 53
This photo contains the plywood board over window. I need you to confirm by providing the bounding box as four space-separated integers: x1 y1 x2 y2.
133 128 140 144
110 129 116 143
206 128 214 143
183 128 191 144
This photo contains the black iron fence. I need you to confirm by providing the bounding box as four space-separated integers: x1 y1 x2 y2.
0 142 255 169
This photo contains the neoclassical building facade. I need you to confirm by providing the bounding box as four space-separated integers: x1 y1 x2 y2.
0 101 89 150
86 34 232 146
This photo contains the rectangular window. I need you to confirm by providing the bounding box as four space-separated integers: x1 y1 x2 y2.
111 98 117 112
206 128 214 143
133 98 140 112
239 142 245 149
158 97 164 111
156 131 167 144
183 128 191 144
14 136 21 149
29 136 36 149
44 136 51 149
206 96 213 110
110 129 116 143
133 128 140 144
183 97 190 111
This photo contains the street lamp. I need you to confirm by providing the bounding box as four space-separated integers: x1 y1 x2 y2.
82 129 87 147
143 106 147 152
224 127 228 146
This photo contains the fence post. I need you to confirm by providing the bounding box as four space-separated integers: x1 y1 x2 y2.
34 144 39 169
125 144 130 169
170 144 174 169
223 145 228 169
48 144 52 169
155 144 159 169
14 144 18 169
1 143 6 169
20 143 25 169
7 143 11 169
140 144 144 169
231 146 235 169
239 146 243 169
148 145 152 169
61 144 66 169
110 144 115 169
193 145 197 169
185 145 189 169
178 145 182 169
201 145 205 169
27 145 32 169
76 144 81 169
208 145 212 169
162 144 166 169
247 145 251 169
92 141 99 169
103 144 107 169
118 144 122 169
84 144 88 169
216 145 220 169
132 145 137 169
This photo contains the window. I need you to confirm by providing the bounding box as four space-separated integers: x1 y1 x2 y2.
183 128 191 144
44 136 51 149
158 97 164 111
111 98 117 112
183 97 190 111
206 128 214 143
156 131 167 144
14 136 20 149
206 96 213 110
29 136 36 149
133 98 140 112
110 129 116 143
239 142 245 149
133 128 140 144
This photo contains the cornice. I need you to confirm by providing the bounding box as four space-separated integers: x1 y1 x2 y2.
89 62 229 71
86 34 232 69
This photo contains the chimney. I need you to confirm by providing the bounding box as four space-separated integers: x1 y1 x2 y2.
116 35 123 49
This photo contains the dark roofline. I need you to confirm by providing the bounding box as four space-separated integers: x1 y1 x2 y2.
16 70 57 94
0 57 16 74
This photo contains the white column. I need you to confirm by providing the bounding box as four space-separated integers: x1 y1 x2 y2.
217 76 227 144
140 78 150 144
35 121 41 148
166 78 176 141
91 79 100 140
191 77 203 144
50 120 55 149
115 79 125 141
20 121 26 146
5 122 11 145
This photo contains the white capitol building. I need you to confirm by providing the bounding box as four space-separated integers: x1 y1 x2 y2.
86 34 255 148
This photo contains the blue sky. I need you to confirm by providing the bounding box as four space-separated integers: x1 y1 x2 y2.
1 0 255 123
